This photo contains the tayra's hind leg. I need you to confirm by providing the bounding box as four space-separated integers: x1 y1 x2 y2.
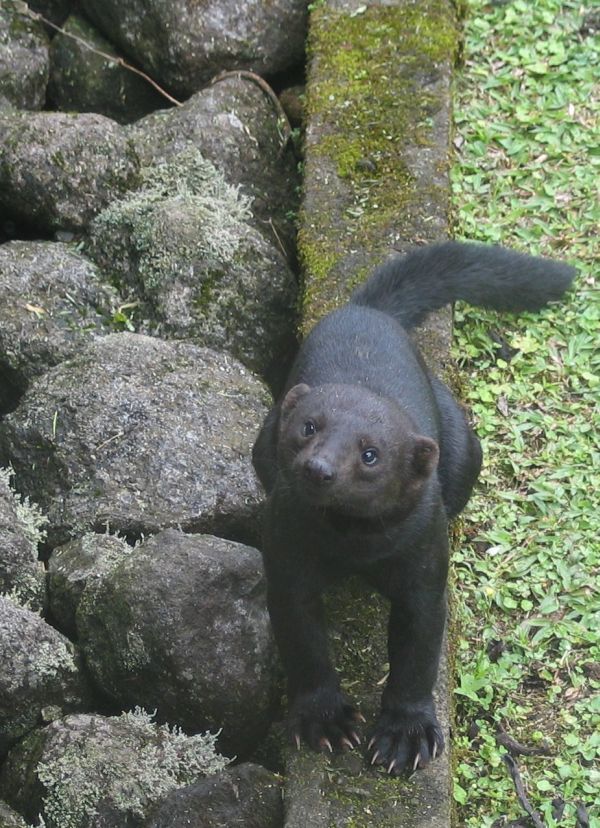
430 375 482 518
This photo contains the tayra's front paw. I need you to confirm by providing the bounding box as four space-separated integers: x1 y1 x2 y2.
368 700 444 774
288 686 364 753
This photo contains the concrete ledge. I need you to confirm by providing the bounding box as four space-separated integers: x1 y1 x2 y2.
287 0 458 825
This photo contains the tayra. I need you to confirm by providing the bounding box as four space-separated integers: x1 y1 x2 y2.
252 241 575 773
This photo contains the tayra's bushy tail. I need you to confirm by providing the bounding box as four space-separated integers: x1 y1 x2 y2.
350 241 576 330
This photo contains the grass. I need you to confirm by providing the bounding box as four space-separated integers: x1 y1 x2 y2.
450 1 599 826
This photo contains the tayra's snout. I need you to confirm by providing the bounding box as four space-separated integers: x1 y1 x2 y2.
303 457 335 484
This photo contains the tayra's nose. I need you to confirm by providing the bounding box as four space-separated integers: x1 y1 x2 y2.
303 457 335 483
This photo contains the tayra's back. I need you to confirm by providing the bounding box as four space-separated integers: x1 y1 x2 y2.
286 304 440 439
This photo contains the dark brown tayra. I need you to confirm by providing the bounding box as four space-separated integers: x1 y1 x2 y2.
253 241 575 773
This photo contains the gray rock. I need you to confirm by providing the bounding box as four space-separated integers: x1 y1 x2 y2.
77 529 277 758
48 14 165 124
47 533 132 638
0 466 46 611
0 241 122 412
145 763 283 828
0 111 140 232
0 800 28 828
0 711 229 828
79 0 308 99
0 333 269 547
129 76 300 259
0 596 90 759
88 151 297 383
27 0 72 29
0 2 49 111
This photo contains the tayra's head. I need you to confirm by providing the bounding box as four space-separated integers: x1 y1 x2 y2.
277 383 439 520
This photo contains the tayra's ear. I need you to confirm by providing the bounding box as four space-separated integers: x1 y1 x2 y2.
411 436 439 479
280 383 311 419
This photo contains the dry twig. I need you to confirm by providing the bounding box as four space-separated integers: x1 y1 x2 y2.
496 728 553 757
209 70 293 149
15 1 181 106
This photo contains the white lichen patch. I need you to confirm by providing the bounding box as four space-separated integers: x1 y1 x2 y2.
91 148 253 293
0 465 47 549
34 639 78 681
36 709 229 828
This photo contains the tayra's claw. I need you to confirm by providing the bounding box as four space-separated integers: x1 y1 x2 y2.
350 731 361 746
355 712 367 723
371 750 380 765
432 742 438 759
368 736 376 751
412 751 421 771
387 759 396 774
319 738 333 753
294 733 301 750
340 737 354 751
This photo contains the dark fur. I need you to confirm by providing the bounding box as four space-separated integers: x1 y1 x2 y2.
252 241 574 772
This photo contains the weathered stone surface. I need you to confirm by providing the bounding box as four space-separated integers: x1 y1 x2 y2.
129 76 300 260
299 0 456 332
47 533 131 638
0 467 46 610
0 240 121 413
279 85 305 129
283 1 457 824
0 711 228 828
77 529 277 758
145 763 283 828
0 111 140 232
48 14 165 124
27 0 72 28
79 0 308 99
0 333 268 548
0 596 90 759
0 800 28 828
88 150 297 385
0 1 49 111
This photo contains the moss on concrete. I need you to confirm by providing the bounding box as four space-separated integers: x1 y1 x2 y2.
298 0 457 333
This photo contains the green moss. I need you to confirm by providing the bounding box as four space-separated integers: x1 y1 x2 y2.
298 0 457 330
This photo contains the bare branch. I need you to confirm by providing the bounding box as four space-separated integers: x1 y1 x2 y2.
19 4 182 107
209 70 293 149
496 728 553 757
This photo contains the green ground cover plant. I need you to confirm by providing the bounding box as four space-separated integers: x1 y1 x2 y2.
451 1 599 826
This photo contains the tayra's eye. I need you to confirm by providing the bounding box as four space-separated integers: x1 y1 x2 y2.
361 448 378 466
302 420 317 437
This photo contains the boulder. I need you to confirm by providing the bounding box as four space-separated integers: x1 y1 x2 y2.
0 466 46 610
48 14 165 124
0 240 122 413
0 111 140 232
77 529 277 757
129 75 300 258
0 596 90 759
0 711 228 828
27 0 72 29
47 533 132 638
79 0 308 98
145 763 283 828
0 1 49 111
0 801 28 828
0 333 269 547
88 150 297 383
